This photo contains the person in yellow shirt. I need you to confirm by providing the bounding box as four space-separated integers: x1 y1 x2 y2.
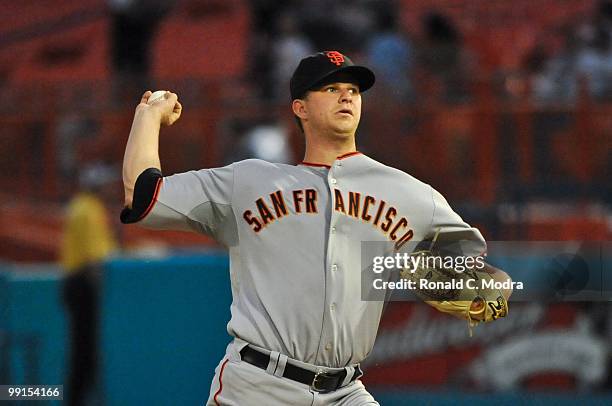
60 163 118 406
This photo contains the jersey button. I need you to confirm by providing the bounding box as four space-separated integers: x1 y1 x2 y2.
325 343 332 351
330 178 337 184
331 227 336 233
330 303 336 311
331 264 338 271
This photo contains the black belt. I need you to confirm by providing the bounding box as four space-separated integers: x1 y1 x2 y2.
239 346 363 393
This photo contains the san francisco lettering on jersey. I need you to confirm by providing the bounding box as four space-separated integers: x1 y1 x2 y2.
243 188 414 247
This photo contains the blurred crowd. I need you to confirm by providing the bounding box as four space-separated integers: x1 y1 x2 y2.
521 0 612 103
244 0 612 105
246 0 472 103
104 0 479 104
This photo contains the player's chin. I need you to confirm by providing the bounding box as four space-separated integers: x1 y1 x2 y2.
331 118 358 133
331 131 357 142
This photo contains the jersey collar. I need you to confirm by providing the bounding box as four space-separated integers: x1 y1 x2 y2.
300 151 362 168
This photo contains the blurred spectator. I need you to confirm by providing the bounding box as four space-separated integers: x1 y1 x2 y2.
417 12 475 103
575 24 612 100
60 163 119 406
366 1 413 100
248 31 275 100
272 11 314 100
300 0 376 53
528 2 612 103
56 113 100 188
108 0 175 101
247 0 289 99
528 27 581 104
222 119 291 164
250 0 289 36
245 121 292 163
335 0 377 51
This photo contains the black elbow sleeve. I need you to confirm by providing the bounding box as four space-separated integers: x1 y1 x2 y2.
120 168 163 224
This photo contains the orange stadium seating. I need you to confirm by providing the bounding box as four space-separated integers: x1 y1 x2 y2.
0 0 103 34
9 20 109 84
0 0 107 84
152 0 249 80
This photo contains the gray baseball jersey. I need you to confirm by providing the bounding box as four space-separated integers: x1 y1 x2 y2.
138 152 485 368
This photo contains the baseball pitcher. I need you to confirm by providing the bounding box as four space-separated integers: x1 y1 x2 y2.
121 51 512 405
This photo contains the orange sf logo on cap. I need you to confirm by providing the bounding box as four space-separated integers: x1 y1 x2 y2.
325 51 345 66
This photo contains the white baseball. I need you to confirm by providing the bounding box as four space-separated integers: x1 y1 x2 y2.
147 90 168 105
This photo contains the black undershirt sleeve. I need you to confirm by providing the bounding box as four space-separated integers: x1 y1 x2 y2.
120 168 163 224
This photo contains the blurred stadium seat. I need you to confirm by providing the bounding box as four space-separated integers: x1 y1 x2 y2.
0 1 107 84
10 20 109 84
152 0 249 80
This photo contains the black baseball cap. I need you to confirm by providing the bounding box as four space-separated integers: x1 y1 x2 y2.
290 51 376 100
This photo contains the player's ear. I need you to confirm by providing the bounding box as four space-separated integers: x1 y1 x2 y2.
292 99 307 120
